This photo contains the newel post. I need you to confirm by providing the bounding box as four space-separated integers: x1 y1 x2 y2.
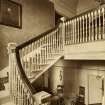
7 43 16 99
60 17 66 51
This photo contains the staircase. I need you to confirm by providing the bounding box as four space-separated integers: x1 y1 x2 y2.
7 4 105 105
7 22 64 105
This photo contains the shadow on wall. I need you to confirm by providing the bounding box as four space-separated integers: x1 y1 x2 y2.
0 30 9 70
0 0 55 70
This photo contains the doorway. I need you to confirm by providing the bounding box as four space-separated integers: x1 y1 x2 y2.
55 11 63 25
88 74 104 105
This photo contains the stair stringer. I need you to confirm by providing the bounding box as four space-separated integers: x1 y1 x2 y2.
30 54 64 83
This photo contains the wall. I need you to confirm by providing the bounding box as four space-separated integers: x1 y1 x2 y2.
64 60 105 105
0 0 55 70
77 0 100 14
52 0 78 17
49 58 64 94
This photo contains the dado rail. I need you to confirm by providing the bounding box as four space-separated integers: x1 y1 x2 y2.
8 4 105 105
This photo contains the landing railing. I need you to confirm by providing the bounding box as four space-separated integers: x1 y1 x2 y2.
17 23 63 80
8 21 63 105
65 5 105 45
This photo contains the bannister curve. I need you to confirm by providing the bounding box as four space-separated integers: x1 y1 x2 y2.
15 48 36 94
15 22 61 94
16 22 61 50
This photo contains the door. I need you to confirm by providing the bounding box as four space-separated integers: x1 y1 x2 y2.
88 74 103 104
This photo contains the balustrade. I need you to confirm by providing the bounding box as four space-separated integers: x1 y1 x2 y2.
8 43 36 105
65 5 105 45
8 20 63 105
8 4 105 105
18 25 63 79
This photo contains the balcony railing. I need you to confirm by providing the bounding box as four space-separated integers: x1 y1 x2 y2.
65 5 105 45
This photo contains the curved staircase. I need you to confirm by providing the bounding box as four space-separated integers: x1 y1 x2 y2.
8 21 64 105
7 4 105 105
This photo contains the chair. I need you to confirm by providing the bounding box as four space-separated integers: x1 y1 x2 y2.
71 86 85 105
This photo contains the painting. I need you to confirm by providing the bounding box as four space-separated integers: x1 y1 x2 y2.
0 0 22 28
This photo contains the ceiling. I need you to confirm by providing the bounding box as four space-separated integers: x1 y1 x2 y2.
51 0 101 17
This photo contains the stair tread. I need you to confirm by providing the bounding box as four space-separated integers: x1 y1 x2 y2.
2 102 15 105
30 55 63 83
31 63 49 66
28 70 42 80
0 90 9 99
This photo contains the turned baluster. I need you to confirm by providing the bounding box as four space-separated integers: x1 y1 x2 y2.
31 43 34 72
55 30 58 52
73 20 75 43
54 30 56 51
102 8 105 39
58 28 61 52
67 21 70 44
42 37 45 64
21 82 24 105
72 20 74 43
98 9 102 39
80 17 82 42
48 34 51 57
52 31 55 53
88 13 91 41
56 30 58 52
57 28 60 52
44 35 47 64
51 32 54 54
94 10 98 40
40 38 43 65
71 21 73 44
46 35 48 58
77 18 79 43
84 16 87 42
25 47 29 76
66 21 68 44
91 12 94 41
82 16 85 42
74 19 77 43
66 21 69 44
49 33 52 56
20 82 22 105
54 30 57 52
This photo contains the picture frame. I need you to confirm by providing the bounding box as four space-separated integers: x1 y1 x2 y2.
0 0 22 28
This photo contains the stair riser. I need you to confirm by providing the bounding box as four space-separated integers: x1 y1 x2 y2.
0 96 10 105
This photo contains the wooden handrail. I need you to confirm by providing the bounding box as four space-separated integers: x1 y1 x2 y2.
15 48 36 94
17 23 61 50
15 21 61 95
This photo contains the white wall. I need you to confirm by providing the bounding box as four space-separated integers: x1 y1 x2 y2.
50 66 64 93
0 0 55 70
77 0 100 14
64 60 105 105
53 0 78 17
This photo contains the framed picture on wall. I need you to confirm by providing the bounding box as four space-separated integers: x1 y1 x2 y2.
0 0 22 28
